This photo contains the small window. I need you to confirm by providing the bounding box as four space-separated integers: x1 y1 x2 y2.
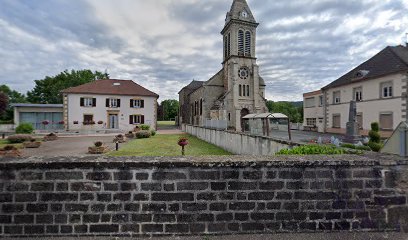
227 33 231 56
381 81 393 98
130 99 144 108
200 99 203 116
333 91 341 104
246 85 250 97
129 115 144 125
228 113 231 121
353 87 363 101
379 113 393 130
83 114 93 125
305 97 315 108
332 114 341 128
306 118 316 126
319 95 323 106
224 35 228 58
106 98 120 108
81 97 95 107
239 85 242 97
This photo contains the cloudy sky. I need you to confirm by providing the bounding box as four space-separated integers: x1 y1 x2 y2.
1 0 407 101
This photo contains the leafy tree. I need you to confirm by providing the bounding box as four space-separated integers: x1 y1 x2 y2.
27 69 109 104
0 91 8 117
0 85 27 122
160 99 179 121
266 101 303 123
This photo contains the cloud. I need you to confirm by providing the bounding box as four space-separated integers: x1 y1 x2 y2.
0 0 407 101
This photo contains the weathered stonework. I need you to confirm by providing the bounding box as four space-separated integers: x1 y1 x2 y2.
0 155 407 237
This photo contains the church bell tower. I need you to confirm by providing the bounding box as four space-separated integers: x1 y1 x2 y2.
221 0 266 131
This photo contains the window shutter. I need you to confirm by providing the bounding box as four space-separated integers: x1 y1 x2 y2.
106 99 109 107
92 98 96 107
80 98 84 107
129 115 133 124
130 99 134 108
117 99 121 108
141 100 144 108
141 115 145 124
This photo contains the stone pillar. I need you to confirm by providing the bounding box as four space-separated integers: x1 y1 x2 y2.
345 101 360 143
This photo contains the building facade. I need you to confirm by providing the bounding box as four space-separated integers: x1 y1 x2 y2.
62 79 159 132
12 104 64 131
303 45 408 137
179 0 268 132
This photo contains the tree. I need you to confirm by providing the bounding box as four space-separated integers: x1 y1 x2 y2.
0 85 26 121
27 69 109 104
266 101 303 123
160 99 179 121
0 92 8 117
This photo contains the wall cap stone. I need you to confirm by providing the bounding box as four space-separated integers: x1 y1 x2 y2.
0 153 407 169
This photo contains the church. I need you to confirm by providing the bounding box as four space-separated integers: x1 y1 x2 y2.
178 0 268 132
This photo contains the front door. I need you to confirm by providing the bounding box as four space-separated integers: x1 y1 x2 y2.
109 114 119 129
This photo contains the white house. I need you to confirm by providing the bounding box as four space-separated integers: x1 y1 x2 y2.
303 45 408 137
61 79 159 132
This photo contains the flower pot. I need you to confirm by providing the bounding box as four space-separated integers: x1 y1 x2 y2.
178 141 188 147
23 141 42 148
88 146 108 154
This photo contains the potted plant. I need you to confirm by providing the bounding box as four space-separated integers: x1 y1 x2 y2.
88 141 108 154
178 137 189 155
42 120 50 125
125 131 135 139
0 145 22 157
23 139 41 148
43 133 58 141
113 134 126 143
58 120 64 125
134 126 141 132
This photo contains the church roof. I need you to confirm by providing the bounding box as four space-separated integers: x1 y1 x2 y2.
224 0 257 29
322 45 408 90
178 80 205 94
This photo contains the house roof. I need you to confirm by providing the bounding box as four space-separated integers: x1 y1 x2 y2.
61 79 159 98
322 45 408 90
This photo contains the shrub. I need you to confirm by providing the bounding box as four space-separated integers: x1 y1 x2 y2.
7 134 33 144
368 142 382 152
276 145 348 155
340 143 356 149
371 122 380 132
151 130 156 136
15 123 34 134
140 125 150 131
47 133 56 137
136 130 151 139
94 141 103 147
368 122 382 152
355 145 372 151
3 145 17 151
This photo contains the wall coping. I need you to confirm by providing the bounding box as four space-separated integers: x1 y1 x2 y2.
0 153 407 170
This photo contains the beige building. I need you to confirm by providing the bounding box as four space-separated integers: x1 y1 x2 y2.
61 79 159 132
304 45 408 137
179 0 268 132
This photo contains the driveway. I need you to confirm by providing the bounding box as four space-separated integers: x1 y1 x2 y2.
22 136 117 157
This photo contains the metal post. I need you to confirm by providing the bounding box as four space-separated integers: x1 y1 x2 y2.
288 118 292 141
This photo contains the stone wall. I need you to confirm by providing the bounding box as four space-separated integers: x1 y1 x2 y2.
183 124 300 155
0 155 407 237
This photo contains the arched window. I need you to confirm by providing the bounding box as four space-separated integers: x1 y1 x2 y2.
239 85 242 96
245 31 251 55
246 85 250 96
224 36 228 58
238 30 244 55
227 33 231 56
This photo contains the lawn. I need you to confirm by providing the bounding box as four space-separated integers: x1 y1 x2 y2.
108 134 231 156
0 139 24 149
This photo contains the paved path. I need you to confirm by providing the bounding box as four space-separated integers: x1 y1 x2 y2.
22 136 116 157
17 232 408 240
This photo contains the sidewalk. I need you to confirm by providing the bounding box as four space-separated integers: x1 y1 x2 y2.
23 232 408 240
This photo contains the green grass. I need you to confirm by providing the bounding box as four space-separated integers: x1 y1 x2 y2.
157 121 175 127
108 134 231 156
0 139 24 149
